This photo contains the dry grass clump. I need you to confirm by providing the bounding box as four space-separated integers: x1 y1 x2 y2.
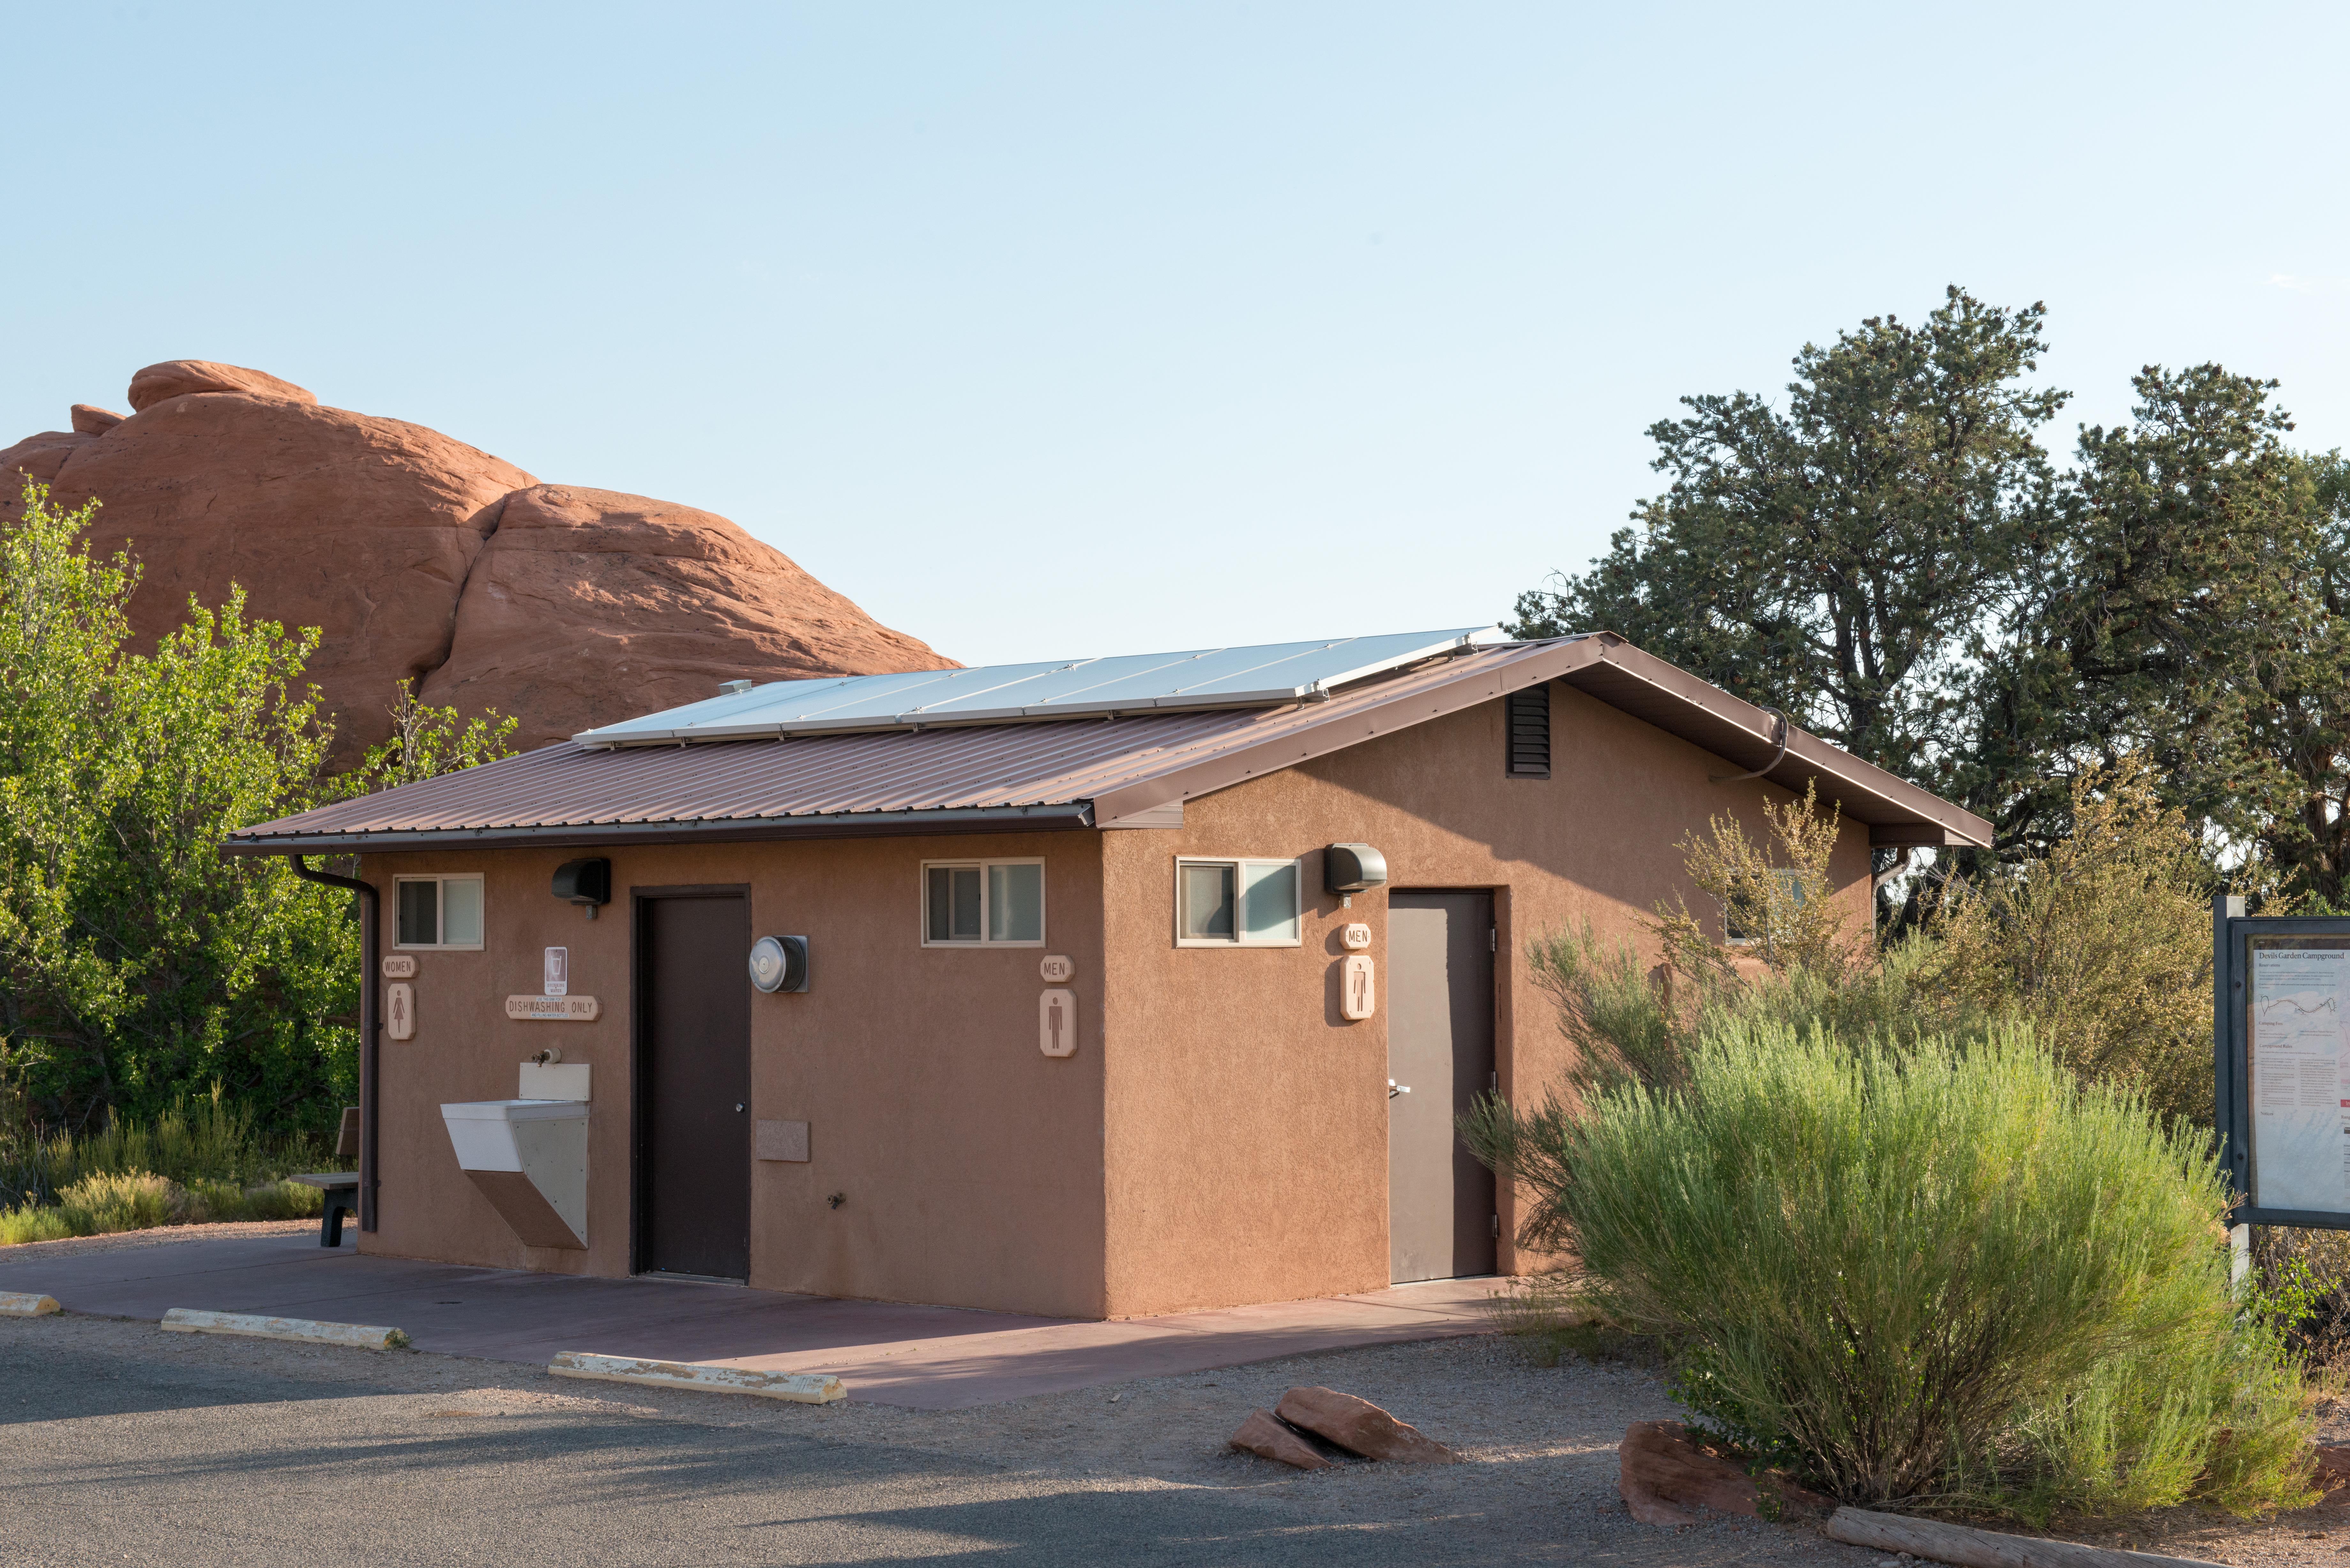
0 1168 321 1245
0 1086 330 1245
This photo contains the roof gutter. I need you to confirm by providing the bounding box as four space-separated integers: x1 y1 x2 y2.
223 802 1097 857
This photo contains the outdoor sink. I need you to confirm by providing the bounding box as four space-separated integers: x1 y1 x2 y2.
441 1099 588 1250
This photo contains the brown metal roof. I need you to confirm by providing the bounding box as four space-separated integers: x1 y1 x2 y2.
224 635 1993 854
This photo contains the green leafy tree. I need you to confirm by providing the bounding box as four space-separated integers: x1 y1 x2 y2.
1511 286 2063 803
1967 367 2350 892
0 481 516 1132
337 681 519 798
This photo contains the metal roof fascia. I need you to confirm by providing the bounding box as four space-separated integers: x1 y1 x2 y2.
1080 633 1995 850
1085 638 1604 825
1553 639 1996 849
221 802 1097 856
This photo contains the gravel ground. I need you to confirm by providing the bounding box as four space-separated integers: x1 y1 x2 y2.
4 1285 2347 1566
1 1312 1861 1567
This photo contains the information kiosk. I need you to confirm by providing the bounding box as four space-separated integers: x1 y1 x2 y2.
2215 895 2350 1229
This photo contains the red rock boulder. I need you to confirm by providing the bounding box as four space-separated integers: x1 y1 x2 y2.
0 363 951 766
1273 1386 1458 1464
1228 1409 1331 1470
126 360 317 411
417 484 944 750
2315 1443 2350 1503
1618 1420 1830 1526
4 379 533 766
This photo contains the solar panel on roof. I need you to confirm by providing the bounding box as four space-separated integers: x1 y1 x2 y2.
574 627 1500 748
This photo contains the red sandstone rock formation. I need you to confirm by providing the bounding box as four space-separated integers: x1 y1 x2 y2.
1 362 949 765
1616 1420 1831 1526
1272 1386 1459 1464
1227 1409 1332 1470
417 484 944 745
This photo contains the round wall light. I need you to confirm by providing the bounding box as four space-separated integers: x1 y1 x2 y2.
749 935 810 994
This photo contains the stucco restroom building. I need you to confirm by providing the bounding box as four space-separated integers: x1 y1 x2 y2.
226 629 1992 1320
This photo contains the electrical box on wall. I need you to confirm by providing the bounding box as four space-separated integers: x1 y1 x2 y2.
1325 844 1388 895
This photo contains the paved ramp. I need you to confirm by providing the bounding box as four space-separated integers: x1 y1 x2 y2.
0 1231 1497 1408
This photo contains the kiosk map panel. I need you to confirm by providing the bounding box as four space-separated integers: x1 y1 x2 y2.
2251 942 2350 1212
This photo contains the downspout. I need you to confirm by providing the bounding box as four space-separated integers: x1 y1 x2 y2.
1709 708 1790 785
292 855 380 1233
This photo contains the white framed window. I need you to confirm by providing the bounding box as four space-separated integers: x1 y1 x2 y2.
394 875 485 950
1175 857 1301 947
1724 867 1806 946
922 859 1046 946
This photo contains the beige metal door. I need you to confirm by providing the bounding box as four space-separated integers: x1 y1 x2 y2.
1386 890 1497 1283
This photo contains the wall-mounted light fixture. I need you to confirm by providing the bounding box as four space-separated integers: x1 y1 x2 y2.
551 858 611 920
1324 844 1388 896
749 935 810 994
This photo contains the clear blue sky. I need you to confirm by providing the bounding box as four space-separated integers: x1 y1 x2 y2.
8 3 2346 667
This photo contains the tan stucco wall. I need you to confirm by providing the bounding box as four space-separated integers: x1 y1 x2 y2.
352 683 1871 1321
356 833 1111 1318
1095 682 1872 1317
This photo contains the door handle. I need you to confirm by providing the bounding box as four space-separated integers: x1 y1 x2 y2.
1388 1080 1411 1099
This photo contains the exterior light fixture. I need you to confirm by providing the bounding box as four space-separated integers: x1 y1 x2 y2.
551 858 611 920
1324 844 1388 896
749 935 810 994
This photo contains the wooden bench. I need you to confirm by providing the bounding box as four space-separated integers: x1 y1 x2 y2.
289 1173 360 1247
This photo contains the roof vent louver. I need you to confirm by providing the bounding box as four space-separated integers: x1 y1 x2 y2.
1507 686 1551 778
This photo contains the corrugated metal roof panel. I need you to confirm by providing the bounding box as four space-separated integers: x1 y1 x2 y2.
573 627 1498 745
225 634 1998 852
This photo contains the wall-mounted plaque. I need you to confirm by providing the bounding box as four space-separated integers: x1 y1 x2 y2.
505 995 600 1021
1039 989 1077 1057
386 982 415 1040
544 947 569 997
1340 955 1376 1021
1340 923 1373 951
381 954 417 979
1039 954 1076 983
756 1119 810 1162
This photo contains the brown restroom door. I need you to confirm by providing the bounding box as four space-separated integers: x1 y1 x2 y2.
636 890 752 1280
1387 890 1497 1283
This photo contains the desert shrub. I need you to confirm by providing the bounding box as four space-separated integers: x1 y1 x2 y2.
0 1169 197 1242
0 1203 72 1244
221 1179 322 1222
1924 761 2214 1127
1463 1022 2316 1516
0 1085 333 1236
1483 1274 1666 1370
2248 1226 2350 1369
0 1164 324 1244
1529 919 1987 1101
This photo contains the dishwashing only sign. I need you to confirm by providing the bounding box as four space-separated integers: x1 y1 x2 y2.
506 996 600 1021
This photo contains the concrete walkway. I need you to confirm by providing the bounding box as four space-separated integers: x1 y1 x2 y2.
0 1229 1500 1408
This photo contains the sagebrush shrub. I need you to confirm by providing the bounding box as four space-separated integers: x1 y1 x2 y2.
1465 1023 2316 1514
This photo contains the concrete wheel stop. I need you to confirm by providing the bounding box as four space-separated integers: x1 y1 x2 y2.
549 1351 846 1403
161 1308 411 1351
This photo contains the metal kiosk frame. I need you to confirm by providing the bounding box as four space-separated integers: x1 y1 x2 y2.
2215 894 2350 1231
